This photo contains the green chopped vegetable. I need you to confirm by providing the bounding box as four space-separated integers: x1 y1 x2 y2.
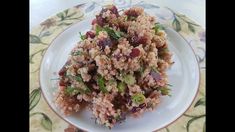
65 87 79 96
162 48 169 52
124 16 128 21
138 67 143 72
76 74 83 82
128 16 136 21
136 62 145 75
131 93 146 104
160 86 171 96
117 82 126 93
123 74 136 85
151 67 159 73
115 115 121 120
72 50 82 56
65 86 91 96
153 23 165 34
79 32 86 40
97 75 108 93
96 25 103 35
76 74 91 93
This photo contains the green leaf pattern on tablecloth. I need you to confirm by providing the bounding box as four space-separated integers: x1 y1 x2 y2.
30 1 205 132
29 88 41 111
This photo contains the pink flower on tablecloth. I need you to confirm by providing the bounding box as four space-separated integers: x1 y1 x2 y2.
40 18 56 29
198 31 205 42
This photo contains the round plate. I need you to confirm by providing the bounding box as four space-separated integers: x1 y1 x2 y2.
39 9 199 132
30 1 205 132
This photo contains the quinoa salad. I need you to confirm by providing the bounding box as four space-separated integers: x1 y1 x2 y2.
55 5 173 128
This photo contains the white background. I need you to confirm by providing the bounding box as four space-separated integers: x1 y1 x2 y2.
30 0 205 30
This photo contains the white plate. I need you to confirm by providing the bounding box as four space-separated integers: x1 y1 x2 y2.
40 15 200 132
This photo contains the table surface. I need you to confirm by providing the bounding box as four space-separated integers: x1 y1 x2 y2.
30 0 205 31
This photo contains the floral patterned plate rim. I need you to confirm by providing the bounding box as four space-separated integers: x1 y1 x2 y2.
30 1 205 132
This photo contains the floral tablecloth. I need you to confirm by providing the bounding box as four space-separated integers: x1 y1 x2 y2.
30 0 205 132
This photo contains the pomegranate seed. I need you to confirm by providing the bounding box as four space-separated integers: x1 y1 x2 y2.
86 31 95 38
129 34 147 46
96 16 105 26
137 36 147 44
109 6 119 16
59 80 66 86
58 67 66 76
130 48 140 58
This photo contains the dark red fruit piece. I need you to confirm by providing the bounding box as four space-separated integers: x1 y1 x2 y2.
137 36 147 44
109 6 119 16
59 80 66 86
130 48 140 58
129 35 147 46
86 31 95 38
58 67 66 76
96 16 105 27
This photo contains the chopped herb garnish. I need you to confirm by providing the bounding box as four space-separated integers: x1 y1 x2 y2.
65 85 91 96
65 87 79 96
71 50 82 56
103 27 122 40
151 67 159 73
79 32 86 40
138 66 144 75
123 74 136 85
83 85 91 93
97 75 108 93
76 74 83 82
166 83 173 87
117 82 126 93
162 48 169 52
153 23 165 34
95 25 123 40
137 62 145 75
50 78 60 80
131 93 145 104
96 25 103 35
